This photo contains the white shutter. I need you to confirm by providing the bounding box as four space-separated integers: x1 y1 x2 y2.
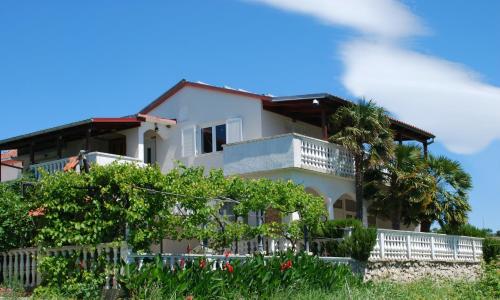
181 126 196 157
226 118 242 144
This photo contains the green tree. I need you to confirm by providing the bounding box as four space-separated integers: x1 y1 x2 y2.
329 100 394 225
0 180 36 251
420 155 472 232
365 144 435 229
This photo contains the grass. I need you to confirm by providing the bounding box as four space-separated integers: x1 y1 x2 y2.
270 278 498 300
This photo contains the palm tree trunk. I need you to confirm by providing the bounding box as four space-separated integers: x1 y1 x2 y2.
420 220 431 232
391 201 401 230
354 156 364 225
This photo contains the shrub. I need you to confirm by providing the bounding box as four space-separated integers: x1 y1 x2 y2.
0 181 36 252
344 227 377 261
439 223 489 238
483 237 500 263
312 219 363 238
33 255 107 300
120 252 361 299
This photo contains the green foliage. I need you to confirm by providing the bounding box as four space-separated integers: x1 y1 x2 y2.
33 255 107 300
422 155 472 229
312 221 376 262
439 223 488 238
329 99 395 221
0 180 36 252
120 252 360 299
313 219 363 238
483 238 500 263
343 227 377 261
34 163 177 251
29 163 326 253
366 144 436 229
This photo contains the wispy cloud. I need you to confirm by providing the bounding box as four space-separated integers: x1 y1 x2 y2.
248 0 500 154
251 0 427 39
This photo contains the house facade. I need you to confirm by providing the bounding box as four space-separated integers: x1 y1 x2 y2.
0 79 434 231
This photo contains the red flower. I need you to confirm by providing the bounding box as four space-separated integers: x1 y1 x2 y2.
280 260 292 272
28 207 45 217
180 258 185 269
224 250 231 258
199 259 206 269
224 262 234 273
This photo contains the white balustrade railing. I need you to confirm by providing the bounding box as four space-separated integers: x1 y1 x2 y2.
30 157 70 179
223 133 355 178
30 152 143 179
299 135 355 178
0 242 123 289
370 229 483 262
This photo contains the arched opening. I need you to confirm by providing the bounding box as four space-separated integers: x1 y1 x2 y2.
143 130 160 165
333 194 356 220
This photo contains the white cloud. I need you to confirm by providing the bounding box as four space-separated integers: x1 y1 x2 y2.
341 40 500 154
249 0 500 154
250 0 427 39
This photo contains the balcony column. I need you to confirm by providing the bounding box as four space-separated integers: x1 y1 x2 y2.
137 126 145 163
321 109 328 140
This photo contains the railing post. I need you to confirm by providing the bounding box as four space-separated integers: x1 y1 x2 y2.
379 231 385 259
453 236 458 260
430 236 435 260
406 234 411 259
472 239 476 261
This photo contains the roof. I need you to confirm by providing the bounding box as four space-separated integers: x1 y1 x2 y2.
267 93 435 141
0 80 434 151
0 117 141 152
1 160 23 170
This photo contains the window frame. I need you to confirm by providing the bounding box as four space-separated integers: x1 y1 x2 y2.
199 123 227 154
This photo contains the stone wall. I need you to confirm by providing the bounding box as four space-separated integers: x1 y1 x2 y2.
360 260 482 282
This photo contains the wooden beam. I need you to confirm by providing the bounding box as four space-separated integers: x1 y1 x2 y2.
57 136 62 158
321 109 328 140
30 141 35 164
86 127 91 151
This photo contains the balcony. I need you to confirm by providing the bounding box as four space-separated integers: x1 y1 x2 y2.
223 133 355 178
30 151 143 178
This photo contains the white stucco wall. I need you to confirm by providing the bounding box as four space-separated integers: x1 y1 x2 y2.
261 110 323 139
1 165 22 182
146 86 263 172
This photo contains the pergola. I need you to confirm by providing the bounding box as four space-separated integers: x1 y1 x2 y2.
263 93 435 156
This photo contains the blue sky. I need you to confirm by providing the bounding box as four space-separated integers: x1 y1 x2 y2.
1 1 498 230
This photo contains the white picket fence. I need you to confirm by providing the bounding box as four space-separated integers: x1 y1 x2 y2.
370 229 483 261
0 230 484 289
0 243 123 289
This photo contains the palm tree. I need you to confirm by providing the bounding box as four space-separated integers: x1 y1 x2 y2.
329 100 394 225
365 144 436 230
420 155 472 232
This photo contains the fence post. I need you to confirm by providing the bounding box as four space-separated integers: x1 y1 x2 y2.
472 239 476 261
453 236 458 260
379 231 385 259
406 234 411 259
430 236 435 260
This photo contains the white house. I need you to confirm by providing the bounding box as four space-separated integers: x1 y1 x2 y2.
0 79 435 231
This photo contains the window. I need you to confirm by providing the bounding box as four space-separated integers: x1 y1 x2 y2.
345 199 356 212
215 124 226 151
201 127 213 154
200 124 226 154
